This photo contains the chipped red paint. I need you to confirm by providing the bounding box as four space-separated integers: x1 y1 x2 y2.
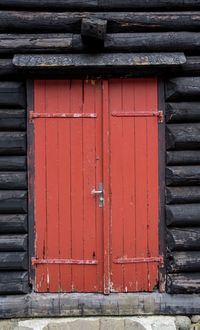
33 78 159 293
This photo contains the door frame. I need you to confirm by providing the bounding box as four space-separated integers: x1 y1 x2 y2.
27 78 166 293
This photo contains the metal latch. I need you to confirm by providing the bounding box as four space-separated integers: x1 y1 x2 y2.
91 183 104 208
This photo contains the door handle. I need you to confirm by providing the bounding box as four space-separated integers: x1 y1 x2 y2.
91 183 104 208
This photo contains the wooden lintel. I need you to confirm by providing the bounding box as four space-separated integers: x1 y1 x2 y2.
13 53 186 69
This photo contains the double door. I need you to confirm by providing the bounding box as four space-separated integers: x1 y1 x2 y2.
32 79 160 293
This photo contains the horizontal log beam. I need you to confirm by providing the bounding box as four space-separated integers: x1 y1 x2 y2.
166 124 200 150
166 204 200 226
2 12 200 33
0 172 27 189
167 151 200 165
167 228 200 251
166 187 200 205
166 77 200 101
0 132 26 155
167 251 200 272
0 156 26 170
0 214 27 233
0 0 200 10
0 109 25 130
0 190 27 213
166 103 200 123
0 252 27 270
0 234 27 251
167 273 200 294
0 81 25 107
13 53 186 69
0 271 28 294
166 166 200 186
81 18 107 48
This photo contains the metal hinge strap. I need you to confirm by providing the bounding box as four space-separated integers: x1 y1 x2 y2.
32 258 98 266
29 111 97 122
113 256 164 266
111 111 164 122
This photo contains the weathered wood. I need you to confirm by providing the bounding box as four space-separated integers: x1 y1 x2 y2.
0 81 25 107
167 228 200 251
102 32 200 52
166 103 200 123
0 132 26 155
0 214 27 233
0 234 27 251
167 151 200 165
167 251 200 272
0 109 25 130
2 12 200 33
0 191 27 213
0 33 72 54
166 187 200 205
166 124 200 150
166 166 200 186
0 172 27 189
0 252 27 270
0 58 17 76
167 273 200 294
0 271 29 294
0 0 200 10
81 18 107 48
166 77 200 101
13 53 186 70
166 204 200 226
0 156 26 170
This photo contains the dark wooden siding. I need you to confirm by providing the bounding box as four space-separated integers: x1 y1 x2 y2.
166 77 200 293
0 81 28 294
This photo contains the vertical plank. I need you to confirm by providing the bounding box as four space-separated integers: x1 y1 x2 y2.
70 80 84 291
121 79 136 291
34 80 47 292
44 81 60 292
102 80 110 294
109 79 124 292
57 81 72 292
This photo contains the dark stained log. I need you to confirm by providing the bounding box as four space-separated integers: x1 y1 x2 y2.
0 132 26 155
0 172 27 189
0 271 28 294
0 191 27 213
167 251 200 272
166 166 200 186
166 103 200 123
0 234 27 251
102 32 200 53
13 53 186 69
167 151 200 165
0 214 27 233
2 12 200 33
166 124 200 150
0 0 200 10
166 204 200 226
0 82 25 107
166 77 200 101
167 273 200 294
0 58 17 77
0 33 72 54
182 56 200 74
81 18 107 49
166 187 200 205
167 228 200 251
0 109 25 130
0 156 26 170
0 252 27 270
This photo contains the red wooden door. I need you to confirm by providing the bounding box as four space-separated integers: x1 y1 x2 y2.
32 78 160 293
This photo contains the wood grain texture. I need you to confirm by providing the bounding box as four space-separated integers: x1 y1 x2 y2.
0 132 26 155
166 204 200 227
0 81 25 107
0 252 27 270
166 151 200 165
0 156 26 170
166 166 200 186
166 103 200 123
167 251 200 272
166 124 200 150
0 190 27 213
167 228 200 251
166 77 200 101
0 271 29 294
0 234 27 251
167 273 200 293
166 187 200 204
0 214 27 233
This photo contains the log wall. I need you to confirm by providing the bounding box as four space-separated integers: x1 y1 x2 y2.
166 77 200 293
0 81 28 294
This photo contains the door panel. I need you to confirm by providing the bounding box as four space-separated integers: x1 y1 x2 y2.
34 80 103 292
109 79 159 292
33 78 160 293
